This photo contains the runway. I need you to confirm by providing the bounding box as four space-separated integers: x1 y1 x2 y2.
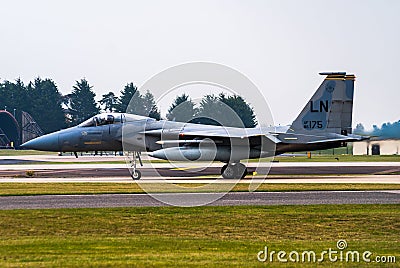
2 162 400 180
0 191 399 209
1 157 399 209
1 161 400 183
1 175 400 184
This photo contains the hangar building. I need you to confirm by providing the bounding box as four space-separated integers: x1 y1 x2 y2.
0 110 43 149
0 110 20 148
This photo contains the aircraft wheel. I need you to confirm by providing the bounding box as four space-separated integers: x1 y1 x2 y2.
236 163 248 179
131 170 141 180
221 164 228 174
221 165 235 179
221 163 247 179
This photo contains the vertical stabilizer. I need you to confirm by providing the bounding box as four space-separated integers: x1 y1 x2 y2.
289 72 355 135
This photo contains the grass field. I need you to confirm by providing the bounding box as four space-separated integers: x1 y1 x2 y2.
0 183 399 196
0 205 398 267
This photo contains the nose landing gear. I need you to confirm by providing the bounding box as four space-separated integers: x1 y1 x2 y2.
125 151 143 180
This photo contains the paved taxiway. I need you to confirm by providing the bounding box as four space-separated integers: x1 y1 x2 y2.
1 161 400 183
0 191 399 209
2 161 400 177
1 156 399 208
1 175 400 184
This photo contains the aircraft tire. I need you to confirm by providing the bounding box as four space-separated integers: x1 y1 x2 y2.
131 170 142 180
237 163 248 179
221 163 247 179
221 164 228 175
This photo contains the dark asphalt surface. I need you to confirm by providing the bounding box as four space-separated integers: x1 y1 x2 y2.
0 159 43 165
2 165 400 178
0 191 399 209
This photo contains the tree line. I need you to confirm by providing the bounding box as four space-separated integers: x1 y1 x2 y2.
354 121 400 139
0 77 257 134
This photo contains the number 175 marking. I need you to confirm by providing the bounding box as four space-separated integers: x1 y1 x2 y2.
303 120 323 129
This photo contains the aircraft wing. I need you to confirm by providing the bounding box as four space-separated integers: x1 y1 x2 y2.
143 126 366 146
180 128 281 142
143 126 281 144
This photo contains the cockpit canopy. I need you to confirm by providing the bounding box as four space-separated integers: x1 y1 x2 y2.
79 113 125 127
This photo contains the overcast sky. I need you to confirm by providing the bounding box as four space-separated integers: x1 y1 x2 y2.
1 0 399 129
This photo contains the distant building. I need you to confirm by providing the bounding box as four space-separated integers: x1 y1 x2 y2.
353 139 400 155
0 110 20 148
0 110 43 149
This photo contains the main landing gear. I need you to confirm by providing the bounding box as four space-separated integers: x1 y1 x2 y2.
221 162 247 179
125 151 143 180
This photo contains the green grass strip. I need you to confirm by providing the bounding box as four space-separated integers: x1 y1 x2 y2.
0 183 399 196
0 205 398 267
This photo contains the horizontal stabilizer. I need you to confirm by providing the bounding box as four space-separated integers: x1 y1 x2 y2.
305 135 367 144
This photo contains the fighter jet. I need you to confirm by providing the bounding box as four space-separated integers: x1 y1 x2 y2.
21 72 366 179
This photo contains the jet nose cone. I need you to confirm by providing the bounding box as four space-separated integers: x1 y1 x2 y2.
20 132 60 151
